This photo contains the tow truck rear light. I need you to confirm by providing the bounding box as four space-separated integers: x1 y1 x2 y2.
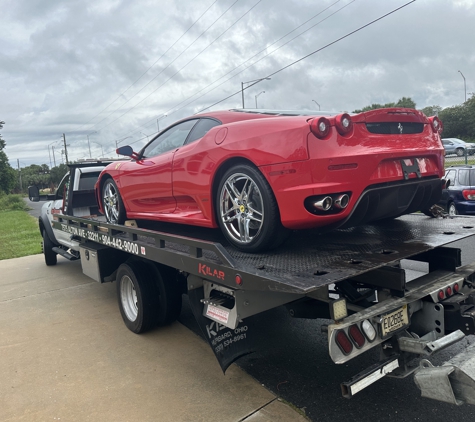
336 330 353 355
446 286 453 297
454 283 460 293
310 117 331 139
348 324 365 348
335 113 353 135
361 319 377 342
462 190 475 200
438 290 445 300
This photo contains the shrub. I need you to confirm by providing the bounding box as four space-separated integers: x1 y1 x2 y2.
0 194 29 212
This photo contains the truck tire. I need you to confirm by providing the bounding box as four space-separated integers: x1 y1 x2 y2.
42 230 57 266
116 260 182 333
149 263 182 325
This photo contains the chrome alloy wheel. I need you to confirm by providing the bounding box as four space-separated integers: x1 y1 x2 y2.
120 275 138 322
103 181 120 223
219 172 264 245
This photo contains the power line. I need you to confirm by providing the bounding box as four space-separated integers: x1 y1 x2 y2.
76 0 220 135
110 0 349 141
84 0 242 134
78 0 416 158
198 0 417 112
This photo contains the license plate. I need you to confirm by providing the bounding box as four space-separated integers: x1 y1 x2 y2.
381 305 409 338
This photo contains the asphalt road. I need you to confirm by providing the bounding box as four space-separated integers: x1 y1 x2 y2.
25 199 475 420
25 198 43 218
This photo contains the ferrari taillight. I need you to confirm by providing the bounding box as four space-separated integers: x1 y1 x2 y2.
463 190 475 200
310 117 331 139
429 116 443 134
335 113 353 135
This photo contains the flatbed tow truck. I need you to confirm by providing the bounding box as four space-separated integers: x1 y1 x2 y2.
29 163 475 405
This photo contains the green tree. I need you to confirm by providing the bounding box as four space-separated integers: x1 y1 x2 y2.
50 164 68 187
438 93 475 140
0 121 16 194
395 97 416 109
353 97 416 113
420 105 442 117
20 164 51 190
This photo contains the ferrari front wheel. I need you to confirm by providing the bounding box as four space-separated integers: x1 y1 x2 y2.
102 178 126 224
216 164 289 252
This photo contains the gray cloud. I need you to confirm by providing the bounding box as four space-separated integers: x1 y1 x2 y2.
1 0 474 166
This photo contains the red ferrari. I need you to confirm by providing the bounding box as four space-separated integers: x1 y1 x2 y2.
96 108 445 252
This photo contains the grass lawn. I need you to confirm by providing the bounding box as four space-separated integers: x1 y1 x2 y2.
0 210 42 260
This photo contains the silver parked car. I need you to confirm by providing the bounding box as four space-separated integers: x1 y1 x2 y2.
442 138 475 157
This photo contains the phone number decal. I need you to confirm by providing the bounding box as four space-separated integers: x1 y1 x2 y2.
59 223 144 256
100 234 140 254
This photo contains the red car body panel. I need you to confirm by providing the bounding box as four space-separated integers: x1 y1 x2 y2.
96 108 444 231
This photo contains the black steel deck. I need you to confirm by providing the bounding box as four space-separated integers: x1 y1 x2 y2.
55 214 475 295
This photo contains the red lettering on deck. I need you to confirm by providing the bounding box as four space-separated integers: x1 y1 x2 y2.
198 263 225 280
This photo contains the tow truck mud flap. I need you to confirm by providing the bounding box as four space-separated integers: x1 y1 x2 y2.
188 287 256 372
414 340 475 405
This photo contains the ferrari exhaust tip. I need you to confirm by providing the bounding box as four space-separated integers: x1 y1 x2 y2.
334 194 349 209
314 196 333 211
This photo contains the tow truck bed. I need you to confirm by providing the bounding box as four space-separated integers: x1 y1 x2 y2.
55 213 475 293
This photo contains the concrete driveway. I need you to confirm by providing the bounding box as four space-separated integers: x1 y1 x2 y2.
0 254 308 422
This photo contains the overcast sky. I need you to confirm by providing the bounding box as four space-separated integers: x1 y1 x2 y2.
1 0 474 168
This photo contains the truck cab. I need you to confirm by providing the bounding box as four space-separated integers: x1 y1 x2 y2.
29 162 111 263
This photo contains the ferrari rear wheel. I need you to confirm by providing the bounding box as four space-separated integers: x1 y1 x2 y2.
216 164 289 252
102 178 126 224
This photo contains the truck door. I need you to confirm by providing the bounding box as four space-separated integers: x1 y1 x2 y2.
50 173 75 248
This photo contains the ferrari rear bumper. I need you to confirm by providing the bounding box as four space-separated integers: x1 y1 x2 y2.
276 176 443 230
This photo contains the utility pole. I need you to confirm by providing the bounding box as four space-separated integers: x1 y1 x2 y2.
17 159 22 191
52 146 57 167
62 133 69 164
47 145 52 168
458 70 467 103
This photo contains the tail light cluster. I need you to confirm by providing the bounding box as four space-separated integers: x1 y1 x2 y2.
428 116 443 134
437 281 461 301
335 319 377 355
463 190 475 200
310 113 353 139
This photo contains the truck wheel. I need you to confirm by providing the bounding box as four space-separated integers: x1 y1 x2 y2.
116 260 182 333
216 164 289 252
102 178 126 225
42 230 57 266
147 263 182 326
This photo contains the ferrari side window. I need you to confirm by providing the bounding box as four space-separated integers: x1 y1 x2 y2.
142 120 198 158
185 118 221 144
